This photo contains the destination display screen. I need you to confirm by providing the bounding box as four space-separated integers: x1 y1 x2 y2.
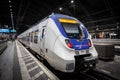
59 18 78 24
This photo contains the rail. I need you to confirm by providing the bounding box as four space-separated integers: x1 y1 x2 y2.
84 69 119 80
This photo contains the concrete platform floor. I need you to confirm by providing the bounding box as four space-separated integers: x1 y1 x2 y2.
0 41 58 80
0 41 21 80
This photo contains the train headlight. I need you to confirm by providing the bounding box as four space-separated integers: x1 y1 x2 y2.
65 39 73 48
88 39 92 47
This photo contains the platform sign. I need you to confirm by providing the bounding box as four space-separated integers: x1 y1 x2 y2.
0 29 10 33
0 29 2 32
11 29 16 32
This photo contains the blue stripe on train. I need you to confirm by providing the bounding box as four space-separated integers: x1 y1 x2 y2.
70 39 89 50
50 14 68 37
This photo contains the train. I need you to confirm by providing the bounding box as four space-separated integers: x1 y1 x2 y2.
18 13 98 72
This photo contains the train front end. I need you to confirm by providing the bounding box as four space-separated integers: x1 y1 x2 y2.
51 14 98 72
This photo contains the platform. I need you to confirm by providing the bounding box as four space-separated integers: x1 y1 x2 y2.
93 39 120 79
92 39 120 45
0 41 59 80
0 40 120 80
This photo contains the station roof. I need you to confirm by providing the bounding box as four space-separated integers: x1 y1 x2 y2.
0 0 120 34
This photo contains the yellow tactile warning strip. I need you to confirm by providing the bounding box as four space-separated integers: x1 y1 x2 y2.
16 40 59 80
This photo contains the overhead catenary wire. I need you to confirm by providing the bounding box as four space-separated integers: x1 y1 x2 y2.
16 0 23 27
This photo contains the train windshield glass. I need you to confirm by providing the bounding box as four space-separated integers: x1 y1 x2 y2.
61 23 85 39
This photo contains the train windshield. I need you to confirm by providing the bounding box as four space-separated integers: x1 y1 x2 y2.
61 23 85 39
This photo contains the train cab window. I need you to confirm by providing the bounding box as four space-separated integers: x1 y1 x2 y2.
61 23 85 39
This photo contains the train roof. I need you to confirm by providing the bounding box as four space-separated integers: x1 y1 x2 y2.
50 13 77 20
19 13 79 37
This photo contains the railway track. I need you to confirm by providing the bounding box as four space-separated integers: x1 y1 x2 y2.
84 69 118 80
20 41 119 80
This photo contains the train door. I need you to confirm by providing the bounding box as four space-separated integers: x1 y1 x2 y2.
40 26 46 57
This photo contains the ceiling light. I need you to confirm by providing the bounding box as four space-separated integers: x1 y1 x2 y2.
9 0 11 3
71 0 74 4
59 7 62 11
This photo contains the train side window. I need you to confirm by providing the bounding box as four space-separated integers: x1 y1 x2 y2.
34 30 39 43
42 26 46 38
34 36 38 43
28 33 30 42
31 32 33 42
42 29 44 38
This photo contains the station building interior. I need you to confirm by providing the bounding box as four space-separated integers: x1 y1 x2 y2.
0 0 120 80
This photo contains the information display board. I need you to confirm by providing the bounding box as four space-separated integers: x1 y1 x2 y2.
0 29 10 33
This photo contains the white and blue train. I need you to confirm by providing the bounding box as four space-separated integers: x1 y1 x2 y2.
18 14 98 72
